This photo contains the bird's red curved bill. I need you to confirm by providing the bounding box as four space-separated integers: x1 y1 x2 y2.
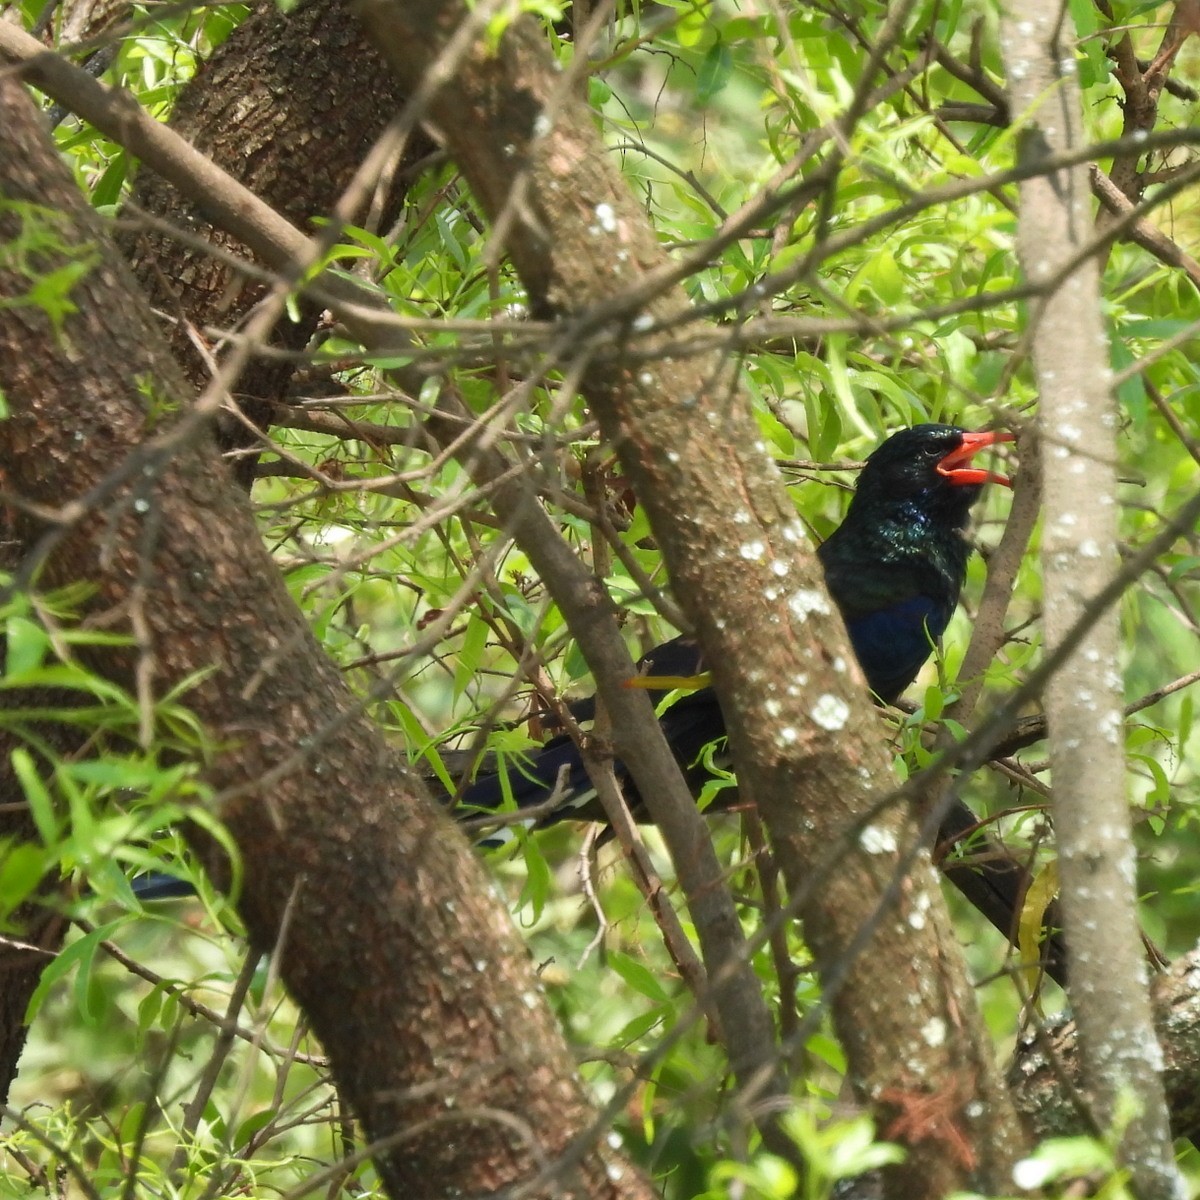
936 429 1016 488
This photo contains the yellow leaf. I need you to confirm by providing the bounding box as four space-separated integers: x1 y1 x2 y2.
1018 860 1060 1000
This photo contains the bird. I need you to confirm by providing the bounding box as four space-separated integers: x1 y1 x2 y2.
463 424 1011 815
456 423 1067 983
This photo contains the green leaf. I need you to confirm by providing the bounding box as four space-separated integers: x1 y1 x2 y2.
233 1108 277 1147
612 1006 667 1044
806 388 842 462
564 640 591 682
675 6 710 49
1010 1135 1116 1189
587 77 612 107
607 950 671 1004
0 843 50 912
697 41 732 104
25 920 123 1024
91 153 129 209
1167 555 1200 586
4 615 49 677
454 613 490 702
12 748 59 844
136 987 163 1038
519 835 551 921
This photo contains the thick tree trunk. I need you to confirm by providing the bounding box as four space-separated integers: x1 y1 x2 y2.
1011 946 1200 1146
0 78 653 1200
0 0 425 1105
53 1 793 1153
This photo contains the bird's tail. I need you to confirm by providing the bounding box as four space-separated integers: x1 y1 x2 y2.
453 733 604 845
129 871 201 901
937 796 1068 987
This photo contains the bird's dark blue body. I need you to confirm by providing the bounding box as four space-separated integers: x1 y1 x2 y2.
816 428 986 705
461 636 730 838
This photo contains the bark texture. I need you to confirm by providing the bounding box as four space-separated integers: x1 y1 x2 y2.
1010 947 1200 1146
0 78 653 1200
351 5 1028 1193
118 0 426 486
0 0 419 1108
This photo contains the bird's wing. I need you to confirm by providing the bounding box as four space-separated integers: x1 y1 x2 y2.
461 636 729 841
820 555 952 702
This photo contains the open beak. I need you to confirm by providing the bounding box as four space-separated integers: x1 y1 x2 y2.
936 429 1016 488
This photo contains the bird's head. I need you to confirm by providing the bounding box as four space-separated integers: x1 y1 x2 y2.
853 424 1015 517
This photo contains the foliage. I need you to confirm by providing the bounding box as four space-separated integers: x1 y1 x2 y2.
2 0 1199 1196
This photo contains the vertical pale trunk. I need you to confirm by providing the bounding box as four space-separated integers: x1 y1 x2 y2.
1000 8 1182 1197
